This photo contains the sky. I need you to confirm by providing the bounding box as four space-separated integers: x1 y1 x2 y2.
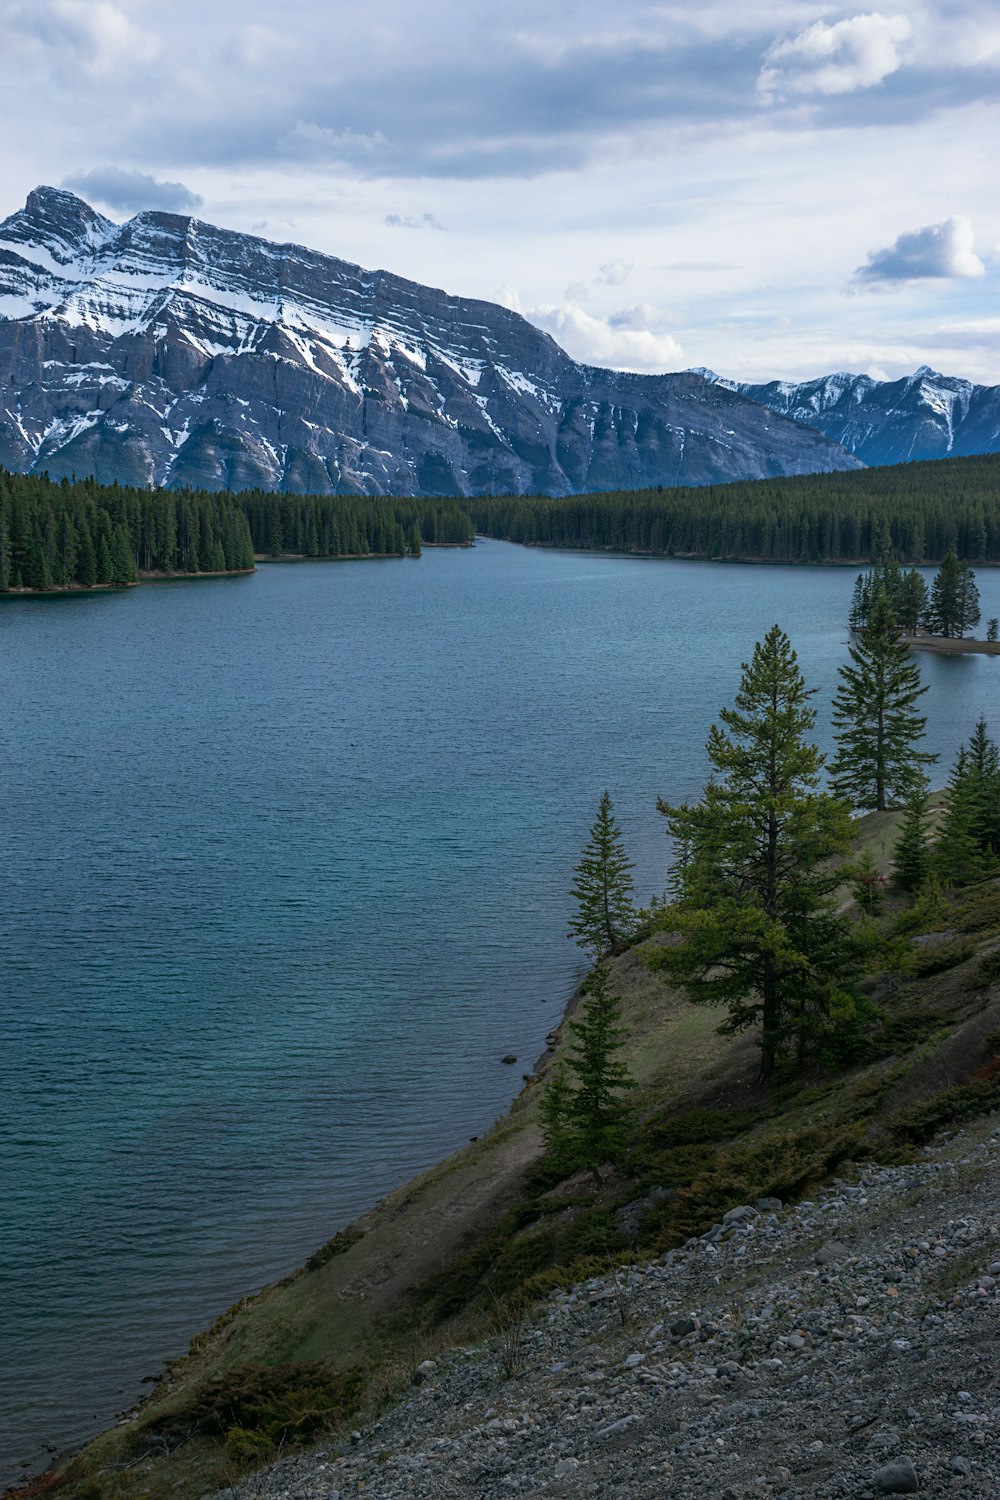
0 0 998 383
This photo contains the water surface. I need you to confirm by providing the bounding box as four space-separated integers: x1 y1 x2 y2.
2 542 998 1480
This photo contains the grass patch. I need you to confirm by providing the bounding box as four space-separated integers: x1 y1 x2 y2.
303 1227 365 1274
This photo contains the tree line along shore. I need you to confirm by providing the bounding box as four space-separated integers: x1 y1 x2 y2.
0 472 475 593
4 449 1000 593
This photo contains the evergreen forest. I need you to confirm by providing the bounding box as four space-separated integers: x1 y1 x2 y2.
468 452 1000 564
0 470 474 592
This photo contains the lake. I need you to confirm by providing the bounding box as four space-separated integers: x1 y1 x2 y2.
2 540 998 1481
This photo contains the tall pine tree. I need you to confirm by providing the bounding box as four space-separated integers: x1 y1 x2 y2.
829 590 936 811
892 785 932 892
568 792 636 957
652 625 863 1077
541 961 633 1177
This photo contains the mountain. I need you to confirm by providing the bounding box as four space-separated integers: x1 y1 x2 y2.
0 187 859 497
701 367 1000 467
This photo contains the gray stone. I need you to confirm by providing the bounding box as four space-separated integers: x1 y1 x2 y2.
949 1457 972 1475
872 1458 919 1493
670 1317 697 1337
814 1241 852 1265
593 1415 640 1443
723 1204 759 1225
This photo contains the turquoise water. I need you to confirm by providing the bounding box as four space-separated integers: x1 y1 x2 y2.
2 541 998 1480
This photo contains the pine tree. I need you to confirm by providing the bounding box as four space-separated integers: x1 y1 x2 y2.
850 848 886 917
987 618 999 642
541 961 634 1178
568 792 636 957
829 591 936 811
922 552 980 638
891 785 932 892
848 572 872 630
652 625 862 1077
896 569 928 634
935 722 1000 884
539 1061 575 1170
110 523 137 585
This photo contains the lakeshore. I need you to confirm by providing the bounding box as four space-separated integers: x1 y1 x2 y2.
907 632 1000 656
5 546 1000 1491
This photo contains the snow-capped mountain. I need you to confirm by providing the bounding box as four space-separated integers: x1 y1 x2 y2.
702 368 1000 467
0 187 859 495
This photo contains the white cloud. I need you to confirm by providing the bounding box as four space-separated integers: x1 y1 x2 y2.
529 302 684 371
854 215 986 283
235 24 296 68
594 257 633 286
608 302 681 331
758 12 911 100
385 211 444 230
9 0 161 77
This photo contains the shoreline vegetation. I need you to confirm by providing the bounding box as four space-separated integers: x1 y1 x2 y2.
0 471 474 595
4 447 1000 594
18 613 1000 1500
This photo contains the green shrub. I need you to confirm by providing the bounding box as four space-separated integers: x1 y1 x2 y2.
908 937 976 976
973 948 1000 987
891 1075 1000 1144
143 1361 365 1448
952 883 1000 934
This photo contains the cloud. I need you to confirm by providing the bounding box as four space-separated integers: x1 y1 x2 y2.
280 122 390 165
9 0 160 76
234 24 296 68
528 301 684 372
759 12 911 100
385 212 444 230
854 216 986 284
61 166 202 214
594 257 633 286
919 319 1000 354
608 302 681 331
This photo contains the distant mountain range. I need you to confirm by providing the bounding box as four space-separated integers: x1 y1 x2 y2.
695 367 1000 468
1 188 997 497
0 187 857 496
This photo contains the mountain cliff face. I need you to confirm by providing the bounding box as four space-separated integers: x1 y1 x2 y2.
0 188 859 496
700 367 1000 467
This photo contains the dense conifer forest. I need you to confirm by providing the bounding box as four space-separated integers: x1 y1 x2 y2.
468 453 1000 564
0 472 474 592
6 450 1000 593
239 492 474 559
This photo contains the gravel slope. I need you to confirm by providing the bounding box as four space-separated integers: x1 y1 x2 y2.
232 1118 999 1500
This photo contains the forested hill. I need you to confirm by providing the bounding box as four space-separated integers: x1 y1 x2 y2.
0 470 474 592
469 451 1000 564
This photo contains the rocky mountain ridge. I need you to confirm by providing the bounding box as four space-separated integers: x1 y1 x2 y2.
0 187 858 496
698 367 1000 468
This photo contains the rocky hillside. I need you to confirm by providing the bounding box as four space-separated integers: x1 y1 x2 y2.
240 1120 1000 1499
0 188 858 497
699 367 1000 468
